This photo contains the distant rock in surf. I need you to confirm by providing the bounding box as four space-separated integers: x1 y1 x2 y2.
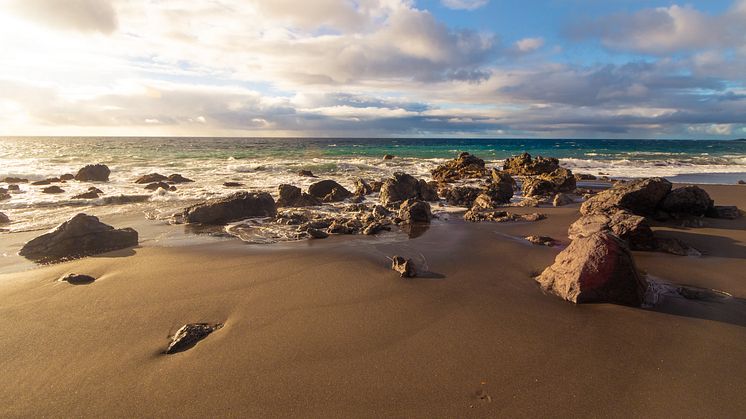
503 153 560 176
60 174 75 181
165 323 223 354
277 184 321 207
223 182 244 187
135 173 168 184
383 154 395 160
3 177 28 183
298 170 316 177
379 172 438 206
183 192 276 224
42 186 65 194
167 174 193 184
0 212 9 224
72 187 103 200
145 182 175 191
19 213 138 263
431 152 487 182
75 164 110 182
307 180 352 202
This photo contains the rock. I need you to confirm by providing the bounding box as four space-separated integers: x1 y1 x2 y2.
8 184 20 191
522 168 576 197
503 153 560 176
391 256 416 278
88 187 103 194
3 177 28 183
580 177 672 216
277 184 321 207
372 204 391 219
183 192 276 224
72 191 100 199
165 323 223 354
31 179 51 186
655 237 701 257
574 173 597 181
553 193 574 207
660 186 713 216
135 173 168 184
307 180 352 202
418 180 439 202
145 182 173 191
431 152 488 182
568 211 656 251
363 221 389 235
738 180 745 185
327 220 354 234
489 170 515 202
525 236 556 246
42 186 65 194
706 205 742 219
536 231 648 306
60 174 75 181
298 170 316 177
379 172 438 205
0 212 9 224
167 174 194 184
223 182 244 187
353 178 373 196
19 214 138 263
60 273 96 285
307 228 329 239
398 199 432 224
0 192 9 201
442 186 483 207
75 164 110 182
464 208 546 223
383 154 395 160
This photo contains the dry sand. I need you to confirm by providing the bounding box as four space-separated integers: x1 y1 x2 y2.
0 184 744 418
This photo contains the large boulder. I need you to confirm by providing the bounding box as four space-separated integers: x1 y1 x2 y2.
379 173 438 205
19 214 138 263
489 169 515 203
580 177 672 216
521 168 576 197
568 211 656 250
660 186 713 216
431 152 487 182
536 231 648 306
74 164 110 182
503 153 560 176
307 180 352 202
277 184 321 207
442 185 483 207
398 199 432 224
183 192 276 224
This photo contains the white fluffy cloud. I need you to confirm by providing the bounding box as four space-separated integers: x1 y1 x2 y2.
441 0 489 11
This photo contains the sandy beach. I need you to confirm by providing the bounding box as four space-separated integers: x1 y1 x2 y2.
1 183 744 418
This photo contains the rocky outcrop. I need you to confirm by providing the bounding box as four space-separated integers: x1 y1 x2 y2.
307 180 352 202
398 199 432 224
574 173 597 181
442 186 483 207
521 168 576 197
60 174 75 181
145 182 175 191
503 153 560 176
568 211 656 251
277 184 321 207
580 177 672 216
354 178 373 197
391 256 416 278
383 154 395 160
431 152 488 182
0 191 10 201
489 170 515 202
706 205 742 219
536 231 648 306
165 323 223 354
183 192 276 224
464 208 545 223
75 164 110 182
379 173 438 205
19 214 138 263
660 186 713 216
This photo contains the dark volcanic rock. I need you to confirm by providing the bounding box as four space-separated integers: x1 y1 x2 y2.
536 231 647 306
145 182 174 191
398 199 432 224
503 153 560 176
42 186 65 194
354 178 374 197
580 177 672 216
489 169 515 203
75 164 110 182
307 180 352 202
19 213 138 263
522 168 576 197
31 179 52 186
298 170 316 177
0 212 9 224
442 185 483 207
61 273 96 285
0 192 9 201
431 152 487 182
706 205 742 219
277 184 321 207
7 184 20 191
391 256 416 278
165 323 223 354
72 190 100 199
183 192 276 224
167 174 194 184
307 228 329 239
660 186 713 216
568 211 656 251
135 173 168 184
379 172 437 205
3 177 28 183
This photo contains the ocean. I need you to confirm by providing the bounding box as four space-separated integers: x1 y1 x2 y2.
1 137 745 234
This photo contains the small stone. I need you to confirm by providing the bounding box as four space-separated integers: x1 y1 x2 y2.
298 170 316 177
3 177 28 183
42 186 65 194
525 236 556 246
223 182 244 187
165 323 223 354
391 256 416 278
552 193 574 207
60 273 96 285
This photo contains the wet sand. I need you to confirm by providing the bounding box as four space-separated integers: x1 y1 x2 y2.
0 184 745 418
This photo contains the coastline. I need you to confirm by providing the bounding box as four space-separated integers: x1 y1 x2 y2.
1 183 744 417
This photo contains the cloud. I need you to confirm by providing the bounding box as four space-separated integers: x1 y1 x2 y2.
514 37 544 52
441 0 489 11
8 0 118 34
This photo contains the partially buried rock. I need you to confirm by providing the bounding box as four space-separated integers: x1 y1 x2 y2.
655 237 701 257
165 323 223 354
75 164 110 182
391 256 416 278
298 170 316 177
536 231 648 306
525 236 556 246
660 185 713 216
277 184 321 207
19 213 138 263
307 180 352 202
431 152 487 182
442 185 483 207
398 199 432 224
706 205 742 220
72 190 100 199
42 186 65 194
135 173 167 184
167 174 193 184
60 273 96 285
183 192 276 224
7 184 20 191
580 177 672 216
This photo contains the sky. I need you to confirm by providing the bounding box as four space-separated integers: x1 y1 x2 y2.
0 0 745 138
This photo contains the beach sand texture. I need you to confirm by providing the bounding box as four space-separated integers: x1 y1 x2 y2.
0 184 745 418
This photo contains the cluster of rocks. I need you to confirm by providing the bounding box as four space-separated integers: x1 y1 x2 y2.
431 152 488 182
536 177 742 306
135 173 193 192
1 164 112 201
